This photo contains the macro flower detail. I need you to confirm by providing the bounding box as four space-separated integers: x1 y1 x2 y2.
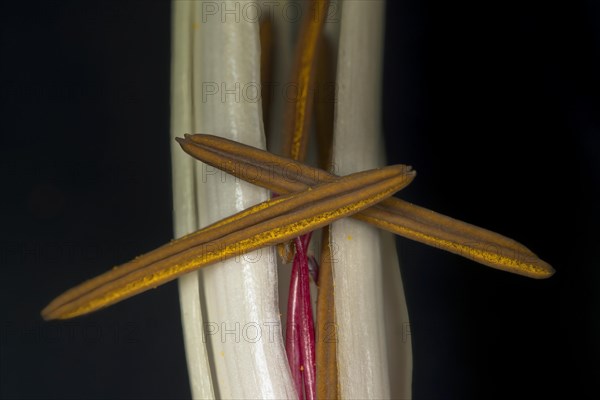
41 1 554 399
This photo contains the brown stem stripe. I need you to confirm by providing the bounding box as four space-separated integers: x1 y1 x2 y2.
259 17 274 136
316 226 340 399
314 31 336 171
179 134 554 279
42 165 414 320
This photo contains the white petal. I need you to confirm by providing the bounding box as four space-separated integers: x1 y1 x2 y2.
172 1 296 398
170 1 215 399
331 1 412 398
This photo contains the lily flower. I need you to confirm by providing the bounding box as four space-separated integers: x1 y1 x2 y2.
42 1 553 399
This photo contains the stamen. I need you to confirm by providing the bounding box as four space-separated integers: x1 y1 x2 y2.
178 134 554 279
279 2 331 396
282 0 329 161
41 165 414 320
316 226 340 399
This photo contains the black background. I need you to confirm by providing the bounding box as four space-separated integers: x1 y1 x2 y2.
1 1 598 399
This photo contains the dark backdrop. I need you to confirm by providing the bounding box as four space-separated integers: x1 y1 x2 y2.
384 1 599 399
1 1 598 399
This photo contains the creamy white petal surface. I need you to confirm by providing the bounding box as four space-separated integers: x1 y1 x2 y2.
331 1 412 398
171 1 215 399
172 1 296 398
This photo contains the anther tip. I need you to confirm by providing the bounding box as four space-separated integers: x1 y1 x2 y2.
538 263 556 279
40 306 55 321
